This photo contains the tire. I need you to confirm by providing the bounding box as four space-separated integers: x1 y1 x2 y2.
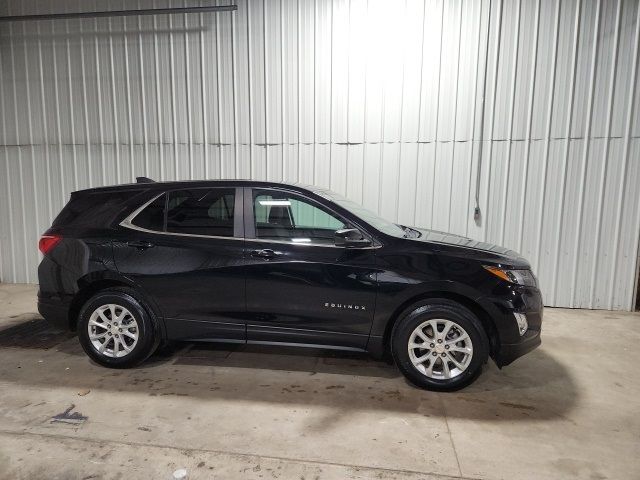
391 299 489 391
77 287 160 368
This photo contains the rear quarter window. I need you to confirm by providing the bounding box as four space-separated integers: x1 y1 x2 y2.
52 191 134 228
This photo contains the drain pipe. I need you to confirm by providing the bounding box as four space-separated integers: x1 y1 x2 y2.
474 0 493 223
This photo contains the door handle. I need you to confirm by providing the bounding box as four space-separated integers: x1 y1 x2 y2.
250 249 280 260
127 240 155 250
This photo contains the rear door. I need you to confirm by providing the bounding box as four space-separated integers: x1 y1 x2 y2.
244 187 378 349
113 187 246 342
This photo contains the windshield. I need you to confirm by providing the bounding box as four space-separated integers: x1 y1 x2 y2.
314 189 408 238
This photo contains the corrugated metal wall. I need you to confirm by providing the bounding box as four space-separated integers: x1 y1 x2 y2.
1 0 639 310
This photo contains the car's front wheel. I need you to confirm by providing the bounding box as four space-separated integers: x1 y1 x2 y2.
391 299 489 391
77 287 159 368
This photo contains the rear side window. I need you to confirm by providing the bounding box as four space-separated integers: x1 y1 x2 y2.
130 188 236 238
53 191 131 228
166 189 235 237
131 194 165 231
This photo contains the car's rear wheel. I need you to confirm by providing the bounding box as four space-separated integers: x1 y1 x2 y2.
77 288 159 368
391 299 489 391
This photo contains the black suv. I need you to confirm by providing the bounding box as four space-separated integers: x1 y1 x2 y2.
38 179 542 391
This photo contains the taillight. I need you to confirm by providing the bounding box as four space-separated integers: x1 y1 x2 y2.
39 235 62 255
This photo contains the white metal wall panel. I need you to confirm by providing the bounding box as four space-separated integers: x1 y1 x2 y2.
0 0 639 310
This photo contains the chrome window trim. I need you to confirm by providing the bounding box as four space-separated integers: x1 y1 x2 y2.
248 186 382 249
244 237 381 249
120 191 243 242
120 188 381 249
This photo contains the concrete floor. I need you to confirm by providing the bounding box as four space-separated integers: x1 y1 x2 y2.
0 283 639 480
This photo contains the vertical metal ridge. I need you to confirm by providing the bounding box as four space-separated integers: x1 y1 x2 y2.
20 7 41 250
7 9 29 282
466 0 486 238
499 0 522 245
482 0 504 241
0 39 4 279
0 28 16 281
516 0 540 254
199 0 210 178
446 0 464 232
122 5 134 181
327 0 333 189
312 0 317 185
429 0 446 227
609 0 640 310
168 10 178 179
231 0 239 178
152 0 164 180
215 1 223 177
107 15 120 183
361 0 371 206
184 0 194 180
64 10 78 190
376 92 386 215
394 0 407 223
550 0 582 305
345 0 352 195
94 12 106 184
51 13 65 207
78 11 93 188
263 0 269 179
0 115 4 280
296 0 302 182
246 0 254 179
533 0 560 275
137 0 149 175
280 0 286 180
571 0 604 307
36 19 54 220
588 0 622 309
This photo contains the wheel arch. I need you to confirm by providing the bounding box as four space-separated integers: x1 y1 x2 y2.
381 291 500 358
69 274 165 338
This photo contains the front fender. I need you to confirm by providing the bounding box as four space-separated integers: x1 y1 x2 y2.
369 276 485 337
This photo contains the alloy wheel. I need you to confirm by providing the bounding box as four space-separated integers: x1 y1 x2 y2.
87 304 139 358
407 318 473 379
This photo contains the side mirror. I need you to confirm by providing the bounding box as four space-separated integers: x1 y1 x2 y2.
335 228 372 248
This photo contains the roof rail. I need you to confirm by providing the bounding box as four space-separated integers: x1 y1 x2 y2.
136 176 155 184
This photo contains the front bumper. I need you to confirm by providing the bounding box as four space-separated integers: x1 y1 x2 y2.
477 284 543 367
494 325 541 367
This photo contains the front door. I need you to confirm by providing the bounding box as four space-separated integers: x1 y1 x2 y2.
113 186 246 342
244 187 378 349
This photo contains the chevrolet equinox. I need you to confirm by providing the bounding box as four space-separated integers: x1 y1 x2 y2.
38 178 542 391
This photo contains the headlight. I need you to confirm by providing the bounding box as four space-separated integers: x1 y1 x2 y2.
483 265 537 287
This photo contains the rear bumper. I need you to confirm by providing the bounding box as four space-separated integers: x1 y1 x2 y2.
37 293 72 331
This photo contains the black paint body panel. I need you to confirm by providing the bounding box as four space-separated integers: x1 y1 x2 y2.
244 241 377 348
37 180 542 367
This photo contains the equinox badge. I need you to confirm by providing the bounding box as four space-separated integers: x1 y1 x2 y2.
324 302 366 311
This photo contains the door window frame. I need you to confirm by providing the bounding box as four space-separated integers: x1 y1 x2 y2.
243 186 379 248
120 187 244 240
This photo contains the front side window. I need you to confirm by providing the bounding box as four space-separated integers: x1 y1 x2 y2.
254 190 346 244
130 188 236 238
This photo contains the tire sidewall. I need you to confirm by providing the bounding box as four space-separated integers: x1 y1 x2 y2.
391 300 488 391
78 290 157 368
